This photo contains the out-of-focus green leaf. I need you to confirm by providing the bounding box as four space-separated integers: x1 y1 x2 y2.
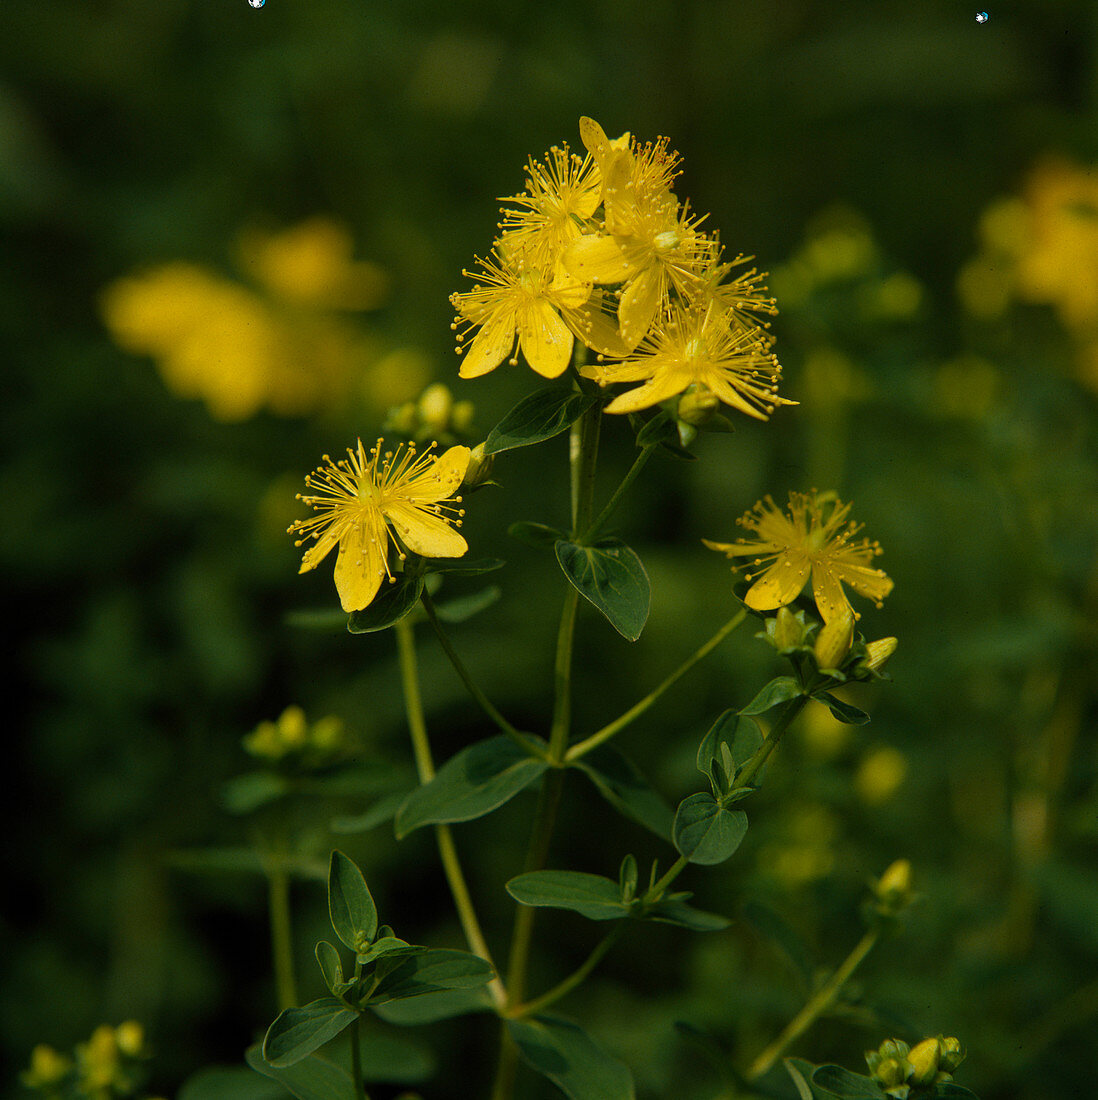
507 1014 635 1100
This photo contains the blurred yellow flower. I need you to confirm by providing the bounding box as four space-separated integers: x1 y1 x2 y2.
856 746 908 805
289 440 470 612
704 490 893 622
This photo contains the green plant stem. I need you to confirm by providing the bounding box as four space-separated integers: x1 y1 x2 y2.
267 848 298 1012
746 927 880 1081
349 1017 368 1100
582 444 655 542
735 696 808 789
493 405 603 1100
420 590 540 757
511 926 624 1019
566 610 748 762
394 618 506 1008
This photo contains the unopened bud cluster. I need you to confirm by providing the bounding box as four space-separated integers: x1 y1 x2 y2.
384 383 476 446
243 705 350 770
866 1035 966 1097
760 605 896 683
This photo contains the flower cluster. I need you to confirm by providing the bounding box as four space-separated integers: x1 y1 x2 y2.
22 1022 163 1100
451 117 791 419
243 705 350 770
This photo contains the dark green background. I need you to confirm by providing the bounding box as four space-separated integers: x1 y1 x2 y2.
4 1 1097 1098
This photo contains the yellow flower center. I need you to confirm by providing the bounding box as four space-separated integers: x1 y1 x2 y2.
654 230 681 252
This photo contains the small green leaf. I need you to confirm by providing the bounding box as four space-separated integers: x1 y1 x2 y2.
742 901 814 989
644 897 731 931
633 411 696 460
430 585 501 623
508 1014 636 1100
369 948 495 1004
261 998 358 1067
484 387 597 454
371 987 494 1025
619 854 638 902
813 691 870 725
245 1046 354 1100
395 736 549 837
741 676 803 715
811 1065 884 1098
509 521 565 547
328 851 378 951
221 772 291 815
555 538 650 641
507 870 630 921
695 711 763 790
673 793 749 865
356 935 424 966
422 557 505 576
314 941 344 994
571 745 673 839
330 791 407 834
347 574 424 634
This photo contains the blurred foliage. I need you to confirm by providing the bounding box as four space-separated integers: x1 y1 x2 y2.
5 1 1098 1098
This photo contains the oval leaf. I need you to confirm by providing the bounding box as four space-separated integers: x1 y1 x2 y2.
507 870 629 921
328 850 378 951
570 745 673 839
484 387 597 455
644 898 731 931
261 998 358 1067
811 1065 886 1098
395 736 548 837
245 1045 353 1100
371 987 494 1025
695 711 763 790
369 948 495 1004
673 792 749 866
813 691 871 725
741 676 803 715
347 574 424 634
508 1014 636 1100
314 941 344 994
555 538 650 641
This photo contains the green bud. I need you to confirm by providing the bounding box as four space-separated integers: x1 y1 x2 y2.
814 607 855 670
462 442 494 490
906 1038 941 1086
875 1057 908 1088
873 859 914 916
677 386 720 426
938 1036 965 1073
772 606 806 650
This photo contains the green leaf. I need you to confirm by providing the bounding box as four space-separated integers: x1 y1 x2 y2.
356 935 424 966
619 854 638 901
673 793 749 865
369 948 495 1004
507 870 630 921
555 538 650 641
177 1066 284 1100
741 676 803 715
509 521 565 547
261 998 358 1067
314 941 344 994
696 711 763 790
328 851 378 951
395 736 548 837
644 897 731 931
811 1065 884 1098
570 745 673 839
813 691 870 725
221 772 291 814
742 901 814 989
784 1058 818 1100
422 556 506 576
484 387 597 454
371 987 494 1025
245 1045 353 1100
430 585 501 623
633 410 696 460
508 1014 635 1100
330 791 408 834
347 574 424 634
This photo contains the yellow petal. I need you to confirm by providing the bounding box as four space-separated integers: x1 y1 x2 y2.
298 523 341 573
579 117 612 165
518 299 573 378
701 537 765 559
832 560 895 604
564 293 632 358
401 445 471 502
604 369 687 413
385 502 469 558
333 517 386 612
564 234 638 285
459 310 516 379
618 264 662 348
811 565 851 623
744 553 811 610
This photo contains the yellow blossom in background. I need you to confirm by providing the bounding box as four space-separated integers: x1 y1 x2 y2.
704 490 893 622
757 803 838 886
22 1045 71 1089
289 440 470 612
244 705 349 768
856 746 908 805
102 219 391 421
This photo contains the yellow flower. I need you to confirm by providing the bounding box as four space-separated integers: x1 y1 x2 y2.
703 490 893 622
584 297 791 417
22 1045 72 1088
289 441 470 612
450 250 590 379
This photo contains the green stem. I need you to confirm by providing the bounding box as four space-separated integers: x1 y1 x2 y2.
512 926 624 1019
566 610 748 762
735 696 808 790
267 849 298 1012
746 928 880 1080
582 444 655 543
349 1017 368 1099
419 591 541 757
394 618 506 1008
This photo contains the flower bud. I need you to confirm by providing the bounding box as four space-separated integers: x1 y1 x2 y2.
906 1038 941 1086
875 1057 908 1088
417 383 453 433
23 1045 72 1088
677 386 720 426
114 1021 145 1057
864 636 898 674
772 606 806 650
873 859 914 916
814 607 854 670
461 442 494 490
938 1036 965 1073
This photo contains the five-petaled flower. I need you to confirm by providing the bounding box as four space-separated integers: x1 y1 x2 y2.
703 490 893 622
289 440 470 612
